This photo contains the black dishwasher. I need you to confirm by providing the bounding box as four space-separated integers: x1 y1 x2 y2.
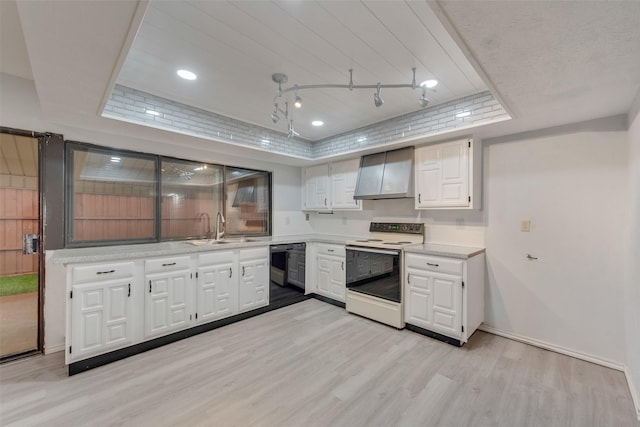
270 243 306 290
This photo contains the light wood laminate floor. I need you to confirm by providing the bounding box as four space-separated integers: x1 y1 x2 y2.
0 299 637 427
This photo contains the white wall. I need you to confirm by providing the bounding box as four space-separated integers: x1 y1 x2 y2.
484 129 629 367
626 103 640 419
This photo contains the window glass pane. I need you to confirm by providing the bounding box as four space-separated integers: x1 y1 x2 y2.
161 159 224 239
225 167 270 236
69 147 156 244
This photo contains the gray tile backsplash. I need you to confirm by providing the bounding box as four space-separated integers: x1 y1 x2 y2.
104 85 510 160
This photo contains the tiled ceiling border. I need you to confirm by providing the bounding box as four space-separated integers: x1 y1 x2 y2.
103 85 510 160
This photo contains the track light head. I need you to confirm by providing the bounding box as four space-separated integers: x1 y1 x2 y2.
294 95 302 109
418 89 429 108
271 110 279 123
374 84 384 107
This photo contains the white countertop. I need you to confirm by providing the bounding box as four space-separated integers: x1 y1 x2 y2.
52 234 486 264
404 243 485 259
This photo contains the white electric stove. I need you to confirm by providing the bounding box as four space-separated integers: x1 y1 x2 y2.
345 222 424 328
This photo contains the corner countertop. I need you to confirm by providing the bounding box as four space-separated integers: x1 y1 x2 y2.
51 234 362 264
403 243 485 259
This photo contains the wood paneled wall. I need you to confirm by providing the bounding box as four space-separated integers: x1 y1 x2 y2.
73 193 155 241
0 188 38 276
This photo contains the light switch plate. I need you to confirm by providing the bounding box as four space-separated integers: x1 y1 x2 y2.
520 220 531 232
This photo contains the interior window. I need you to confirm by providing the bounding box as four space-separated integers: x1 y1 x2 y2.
67 144 157 245
160 159 224 240
224 167 270 236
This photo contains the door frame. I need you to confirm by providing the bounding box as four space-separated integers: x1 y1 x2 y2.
0 126 65 360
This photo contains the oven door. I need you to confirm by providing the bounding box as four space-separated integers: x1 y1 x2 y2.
345 246 401 303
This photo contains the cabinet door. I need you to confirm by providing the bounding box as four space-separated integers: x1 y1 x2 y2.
71 278 133 360
405 267 462 338
303 164 330 210
145 269 192 339
330 159 361 210
328 256 346 301
416 140 469 208
317 255 332 295
238 256 269 313
197 256 236 324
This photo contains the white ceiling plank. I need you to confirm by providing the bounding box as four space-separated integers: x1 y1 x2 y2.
363 0 481 97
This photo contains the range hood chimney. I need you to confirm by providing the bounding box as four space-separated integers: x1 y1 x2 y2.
353 146 414 200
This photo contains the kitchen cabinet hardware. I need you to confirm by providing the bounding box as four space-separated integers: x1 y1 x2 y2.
324 198 327 206
162 262 176 267
149 280 151 293
128 283 131 297
407 272 410 284
328 249 334 252
427 262 439 267
242 266 245 276
341 261 344 270
96 269 115 275
418 194 421 203
526 254 538 260
229 267 232 278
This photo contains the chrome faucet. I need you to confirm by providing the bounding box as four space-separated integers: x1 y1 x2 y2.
215 211 226 241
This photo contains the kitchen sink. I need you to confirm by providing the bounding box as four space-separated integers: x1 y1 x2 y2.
187 238 257 246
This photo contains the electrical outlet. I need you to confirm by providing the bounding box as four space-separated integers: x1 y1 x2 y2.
520 220 531 232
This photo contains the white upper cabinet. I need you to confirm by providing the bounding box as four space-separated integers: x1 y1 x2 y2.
302 164 330 210
303 159 362 211
415 138 480 209
330 158 362 210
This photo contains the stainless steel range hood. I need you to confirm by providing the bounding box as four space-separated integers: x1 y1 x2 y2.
353 146 414 200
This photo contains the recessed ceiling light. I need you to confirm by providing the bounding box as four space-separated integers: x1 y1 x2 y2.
311 120 324 127
420 79 438 88
146 109 160 116
456 111 471 118
177 69 197 80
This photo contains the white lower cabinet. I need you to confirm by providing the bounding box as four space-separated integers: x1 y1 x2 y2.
67 261 140 363
316 244 346 302
144 256 194 339
404 252 485 343
197 251 237 324
238 247 269 313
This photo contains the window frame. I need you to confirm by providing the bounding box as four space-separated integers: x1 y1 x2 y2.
64 141 272 248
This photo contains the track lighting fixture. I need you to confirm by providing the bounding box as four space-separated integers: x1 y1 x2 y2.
374 84 384 108
271 68 437 137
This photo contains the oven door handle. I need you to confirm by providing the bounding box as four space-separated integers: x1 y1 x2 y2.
345 246 400 256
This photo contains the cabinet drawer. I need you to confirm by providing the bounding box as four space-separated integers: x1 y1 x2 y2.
199 251 235 266
238 247 269 261
316 243 345 257
145 255 191 273
72 262 135 284
405 253 463 276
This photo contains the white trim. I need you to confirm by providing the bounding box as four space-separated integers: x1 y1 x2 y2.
625 366 640 422
478 324 624 371
44 344 65 355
